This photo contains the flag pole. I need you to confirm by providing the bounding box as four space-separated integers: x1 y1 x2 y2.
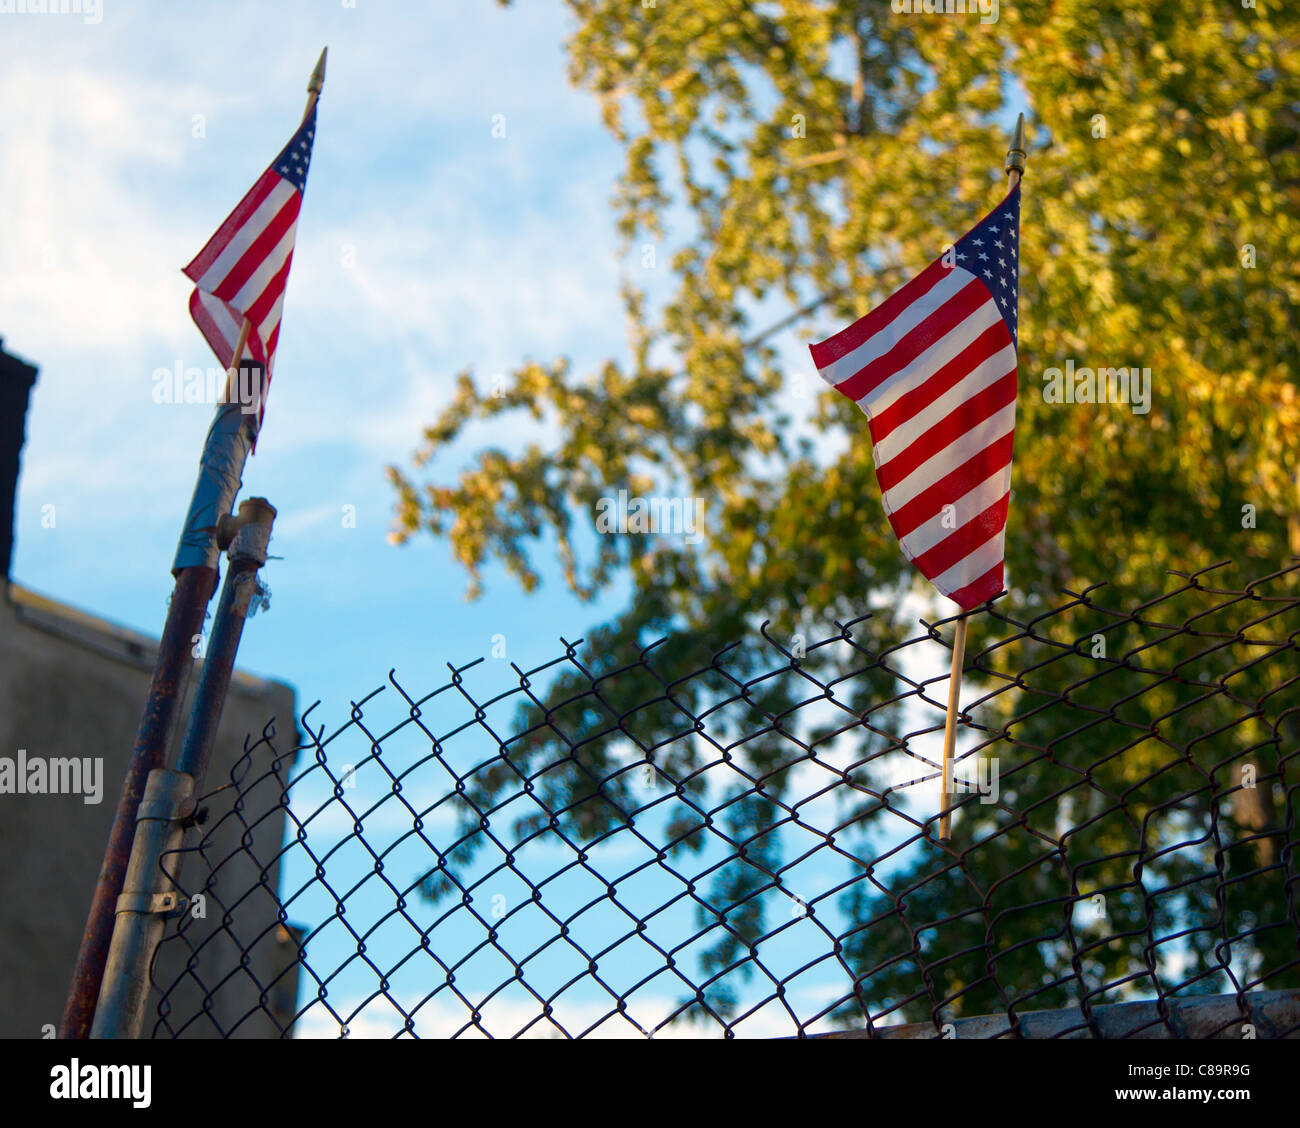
938 616 968 841
59 49 327 1040
938 113 1026 842
219 46 322 394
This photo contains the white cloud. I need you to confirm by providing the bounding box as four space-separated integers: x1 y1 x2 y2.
1 1 628 574
292 987 838 1040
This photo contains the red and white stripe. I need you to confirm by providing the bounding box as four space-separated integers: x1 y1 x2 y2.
182 109 315 425
810 246 1018 610
184 174 301 373
184 172 302 375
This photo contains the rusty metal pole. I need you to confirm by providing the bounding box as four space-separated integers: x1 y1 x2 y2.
63 48 323 1037
90 498 276 1039
60 387 261 1038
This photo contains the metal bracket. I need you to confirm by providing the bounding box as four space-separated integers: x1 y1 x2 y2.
134 794 197 824
115 891 188 917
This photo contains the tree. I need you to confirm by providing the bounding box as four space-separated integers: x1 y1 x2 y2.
392 1 1300 1027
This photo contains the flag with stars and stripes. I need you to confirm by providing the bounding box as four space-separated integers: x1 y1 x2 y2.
182 107 317 424
809 185 1021 610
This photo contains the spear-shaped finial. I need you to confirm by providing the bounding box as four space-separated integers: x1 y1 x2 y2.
309 47 328 96
303 47 327 122
1005 111 1027 185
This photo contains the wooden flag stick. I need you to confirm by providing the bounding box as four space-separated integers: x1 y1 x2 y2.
237 50 323 367
937 113 1027 842
223 49 321 401
232 315 252 364
939 615 967 840
223 316 253 404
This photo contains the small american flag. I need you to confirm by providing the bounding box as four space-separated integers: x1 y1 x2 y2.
183 107 317 419
809 186 1021 610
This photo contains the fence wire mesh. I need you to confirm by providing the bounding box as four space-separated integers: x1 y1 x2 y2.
149 559 1300 1038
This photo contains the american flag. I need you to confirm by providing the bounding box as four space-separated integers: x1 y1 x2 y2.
183 106 317 419
809 185 1021 610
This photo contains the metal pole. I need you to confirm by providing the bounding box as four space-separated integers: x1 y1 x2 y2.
63 48 323 1037
87 768 195 1040
804 986 1300 1040
90 497 276 1039
60 385 261 1039
174 497 276 787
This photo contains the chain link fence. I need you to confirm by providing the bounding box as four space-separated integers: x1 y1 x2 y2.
147 558 1300 1038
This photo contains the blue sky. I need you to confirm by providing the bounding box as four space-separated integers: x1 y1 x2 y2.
1 0 676 1036
4 1 636 700
2 2 1007 1037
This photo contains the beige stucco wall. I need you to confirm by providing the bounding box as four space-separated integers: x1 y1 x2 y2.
0 581 301 1038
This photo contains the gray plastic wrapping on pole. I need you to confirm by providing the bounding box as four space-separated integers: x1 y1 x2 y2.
173 498 276 788
171 380 261 574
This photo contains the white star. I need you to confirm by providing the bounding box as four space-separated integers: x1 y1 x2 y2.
978 252 988 261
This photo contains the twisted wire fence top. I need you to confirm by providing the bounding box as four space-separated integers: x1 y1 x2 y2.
150 558 1300 1038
